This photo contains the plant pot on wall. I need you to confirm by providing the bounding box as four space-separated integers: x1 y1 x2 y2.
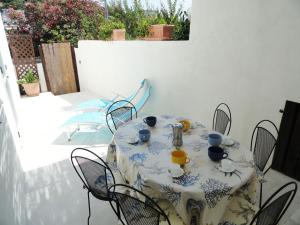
22 82 40 96
111 29 126 41
147 24 175 41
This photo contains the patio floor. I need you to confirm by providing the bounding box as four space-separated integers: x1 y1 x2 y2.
17 92 117 225
18 92 113 172
16 92 300 225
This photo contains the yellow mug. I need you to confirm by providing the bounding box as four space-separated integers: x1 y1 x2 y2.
171 150 190 165
179 120 191 132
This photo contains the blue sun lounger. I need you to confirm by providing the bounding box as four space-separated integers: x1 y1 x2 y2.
75 79 147 111
62 80 151 141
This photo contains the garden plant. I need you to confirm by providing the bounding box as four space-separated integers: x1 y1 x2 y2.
4 0 191 46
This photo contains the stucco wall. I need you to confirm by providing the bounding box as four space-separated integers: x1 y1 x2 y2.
0 105 25 225
75 0 300 146
0 16 25 225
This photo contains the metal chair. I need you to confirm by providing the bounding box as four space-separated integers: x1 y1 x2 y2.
71 148 117 225
106 100 137 134
108 184 171 225
212 103 232 135
250 181 297 225
250 120 279 207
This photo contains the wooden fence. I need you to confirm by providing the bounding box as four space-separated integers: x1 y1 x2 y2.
40 43 79 95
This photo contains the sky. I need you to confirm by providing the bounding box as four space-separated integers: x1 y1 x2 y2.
106 0 193 11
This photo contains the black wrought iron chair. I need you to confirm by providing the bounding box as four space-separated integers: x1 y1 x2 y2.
220 181 297 225
71 148 117 225
108 184 171 225
212 103 232 135
249 181 297 225
250 120 279 207
106 100 137 134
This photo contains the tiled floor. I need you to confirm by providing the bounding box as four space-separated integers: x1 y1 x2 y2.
17 92 300 225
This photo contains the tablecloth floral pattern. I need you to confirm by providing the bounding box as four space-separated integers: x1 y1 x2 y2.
108 115 257 225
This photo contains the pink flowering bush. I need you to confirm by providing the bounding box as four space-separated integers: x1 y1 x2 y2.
6 7 30 34
23 0 103 45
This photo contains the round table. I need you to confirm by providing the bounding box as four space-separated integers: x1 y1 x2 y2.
111 115 256 225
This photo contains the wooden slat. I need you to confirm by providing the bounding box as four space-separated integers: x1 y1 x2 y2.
41 43 77 95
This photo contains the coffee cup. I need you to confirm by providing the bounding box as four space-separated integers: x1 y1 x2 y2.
208 146 228 161
171 150 190 166
139 129 151 142
179 120 191 132
208 133 222 146
143 116 157 127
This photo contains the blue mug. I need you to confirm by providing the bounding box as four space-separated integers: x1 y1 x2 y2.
139 129 151 142
143 116 157 127
208 146 228 161
208 133 222 146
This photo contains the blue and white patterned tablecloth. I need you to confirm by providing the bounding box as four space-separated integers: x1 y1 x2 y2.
111 115 256 225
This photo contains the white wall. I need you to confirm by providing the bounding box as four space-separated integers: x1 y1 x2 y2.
76 0 300 146
0 103 25 225
0 16 25 225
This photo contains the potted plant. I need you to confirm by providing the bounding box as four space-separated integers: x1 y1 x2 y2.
17 69 40 96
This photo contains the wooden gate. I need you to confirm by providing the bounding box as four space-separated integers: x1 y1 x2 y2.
40 42 79 95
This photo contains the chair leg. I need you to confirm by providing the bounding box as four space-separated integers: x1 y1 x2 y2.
259 182 263 208
116 202 121 218
87 191 91 225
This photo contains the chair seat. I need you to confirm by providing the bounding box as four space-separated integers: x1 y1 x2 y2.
77 98 111 110
63 111 106 127
115 198 186 225
220 197 258 225
158 200 186 225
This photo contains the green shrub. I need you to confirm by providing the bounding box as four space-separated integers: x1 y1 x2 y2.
108 0 190 40
172 11 190 40
80 13 125 41
98 18 125 40
108 0 164 39
157 0 182 25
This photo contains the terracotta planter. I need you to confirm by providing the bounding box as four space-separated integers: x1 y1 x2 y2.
111 29 126 41
22 82 40 96
147 24 175 40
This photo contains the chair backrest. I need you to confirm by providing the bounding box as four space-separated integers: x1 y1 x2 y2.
132 79 151 112
250 120 278 173
250 181 297 225
125 79 147 103
71 148 116 201
111 79 149 111
106 100 137 134
212 103 232 135
108 184 171 225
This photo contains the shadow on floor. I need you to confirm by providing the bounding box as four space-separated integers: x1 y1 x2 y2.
23 157 118 225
